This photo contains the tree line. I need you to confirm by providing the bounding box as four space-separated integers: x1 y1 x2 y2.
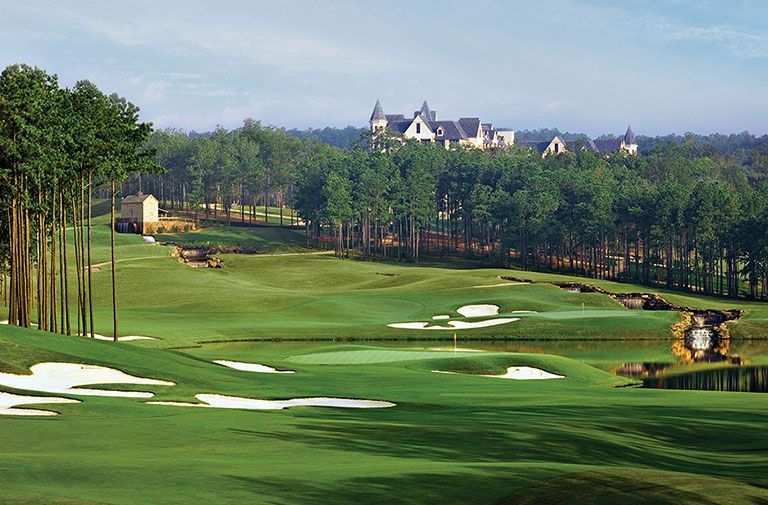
129 120 302 226
138 120 768 300
0 64 155 337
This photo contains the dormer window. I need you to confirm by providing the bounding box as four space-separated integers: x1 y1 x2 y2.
437 127 444 136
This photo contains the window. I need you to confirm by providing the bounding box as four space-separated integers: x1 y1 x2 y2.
416 123 421 134
437 127 444 136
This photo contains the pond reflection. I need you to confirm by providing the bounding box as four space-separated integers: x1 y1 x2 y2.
642 366 768 393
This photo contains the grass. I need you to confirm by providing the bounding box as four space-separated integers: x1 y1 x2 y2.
4 215 768 346
156 222 309 253
2 217 768 503
0 325 767 504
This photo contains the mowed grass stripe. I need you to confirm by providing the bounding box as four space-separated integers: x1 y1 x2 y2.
288 349 495 365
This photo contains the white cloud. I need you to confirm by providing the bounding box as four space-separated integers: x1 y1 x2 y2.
653 22 768 59
142 81 170 103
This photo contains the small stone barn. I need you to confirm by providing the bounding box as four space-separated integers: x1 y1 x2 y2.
119 193 159 234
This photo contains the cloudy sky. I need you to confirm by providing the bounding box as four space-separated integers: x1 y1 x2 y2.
3 0 768 135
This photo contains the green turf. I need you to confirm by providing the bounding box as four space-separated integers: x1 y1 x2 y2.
156 222 309 253
2 217 768 504
0 325 767 504
2 218 768 347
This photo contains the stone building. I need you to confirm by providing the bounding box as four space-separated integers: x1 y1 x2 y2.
121 193 159 225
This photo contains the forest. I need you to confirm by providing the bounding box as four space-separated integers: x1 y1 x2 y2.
4 61 768 320
140 125 768 300
0 64 154 334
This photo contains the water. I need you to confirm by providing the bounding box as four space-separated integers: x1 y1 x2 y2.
642 366 768 393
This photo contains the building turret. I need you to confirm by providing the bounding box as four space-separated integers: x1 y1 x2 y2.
623 125 638 154
370 99 387 131
624 125 636 145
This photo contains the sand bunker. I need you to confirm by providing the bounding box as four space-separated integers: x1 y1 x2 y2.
1 320 37 327
388 318 519 330
434 366 564 380
79 333 156 342
214 360 295 374
432 315 450 320
0 392 80 416
149 393 395 410
0 363 175 398
457 304 499 317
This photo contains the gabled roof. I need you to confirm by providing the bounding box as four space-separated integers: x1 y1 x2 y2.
386 120 411 134
385 114 405 121
593 139 624 152
431 120 468 141
122 194 156 204
517 140 552 154
566 138 599 152
370 99 385 121
458 118 481 138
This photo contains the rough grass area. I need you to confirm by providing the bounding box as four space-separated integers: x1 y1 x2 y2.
0 326 766 504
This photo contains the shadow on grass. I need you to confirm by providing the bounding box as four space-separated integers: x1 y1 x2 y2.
229 403 768 483
224 468 768 505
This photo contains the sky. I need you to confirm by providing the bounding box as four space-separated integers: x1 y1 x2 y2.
2 0 768 136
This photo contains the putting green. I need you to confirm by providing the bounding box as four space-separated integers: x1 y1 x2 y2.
288 348 495 365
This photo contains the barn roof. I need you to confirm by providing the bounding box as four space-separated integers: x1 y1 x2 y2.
122 194 156 204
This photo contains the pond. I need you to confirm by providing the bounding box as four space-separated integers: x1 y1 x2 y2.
642 366 768 393
190 336 768 393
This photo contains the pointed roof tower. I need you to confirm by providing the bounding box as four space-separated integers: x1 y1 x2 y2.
370 99 385 121
419 100 433 120
624 125 636 145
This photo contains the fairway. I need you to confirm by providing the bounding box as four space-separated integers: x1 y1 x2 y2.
1 324 767 504
1 219 768 505
37 216 765 347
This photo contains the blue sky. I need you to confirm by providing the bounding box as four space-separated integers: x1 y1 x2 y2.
3 0 768 135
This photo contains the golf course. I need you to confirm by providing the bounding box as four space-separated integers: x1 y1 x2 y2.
1 214 768 504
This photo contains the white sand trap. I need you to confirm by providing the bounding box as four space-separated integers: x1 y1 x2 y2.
0 320 38 327
0 363 175 398
484 366 564 380
149 393 395 410
78 333 156 342
214 360 295 374
433 366 564 380
388 318 518 330
432 315 451 320
0 392 80 416
446 318 519 329
457 304 499 317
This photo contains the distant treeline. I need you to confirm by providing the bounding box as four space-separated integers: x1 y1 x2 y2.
279 126 768 159
139 122 768 300
285 126 365 149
